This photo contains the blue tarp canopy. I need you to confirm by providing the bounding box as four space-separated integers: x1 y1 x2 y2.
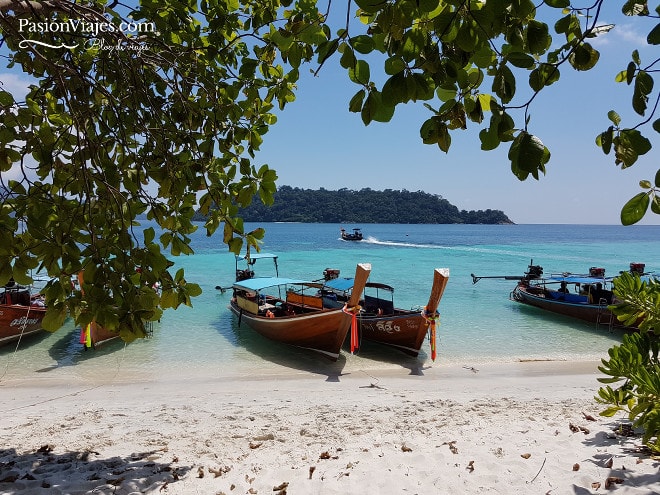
544 276 612 284
324 278 355 291
235 253 278 261
233 277 309 291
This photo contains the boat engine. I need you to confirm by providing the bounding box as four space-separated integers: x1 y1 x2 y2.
630 262 646 274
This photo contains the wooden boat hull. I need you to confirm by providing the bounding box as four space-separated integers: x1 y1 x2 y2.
511 285 630 329
358 310 428 357
229 300 351 361
0 303 47 346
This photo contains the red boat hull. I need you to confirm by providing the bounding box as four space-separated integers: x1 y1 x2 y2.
230 300 351 361
0 303 47 346
358 310 429 357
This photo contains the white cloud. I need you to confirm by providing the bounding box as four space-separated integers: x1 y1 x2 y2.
0 72 35 100
613 22 649 46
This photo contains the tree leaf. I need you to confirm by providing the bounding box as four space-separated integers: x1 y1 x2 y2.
509 131 550 181
569 42 600 71
493 64 516 103
545 0 570 7
620 192 649 225
526 20 550 55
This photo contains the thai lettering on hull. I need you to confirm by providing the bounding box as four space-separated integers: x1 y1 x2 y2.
10 316 41 327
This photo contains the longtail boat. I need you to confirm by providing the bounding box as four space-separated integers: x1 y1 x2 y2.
473 260 651 331
76 272 156 350
322 268 450 358
0 283 47 346
340 228 363 241
229 263 371 360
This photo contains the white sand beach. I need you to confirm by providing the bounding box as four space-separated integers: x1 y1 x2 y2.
1 360 658 494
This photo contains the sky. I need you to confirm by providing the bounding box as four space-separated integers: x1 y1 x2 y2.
253 5 660 225
1 3 658 225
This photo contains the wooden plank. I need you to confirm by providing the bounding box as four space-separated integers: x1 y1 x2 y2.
347 263 372 307
426 268 450 314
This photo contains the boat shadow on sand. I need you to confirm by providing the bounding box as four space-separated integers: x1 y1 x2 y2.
213 312 432 380
344 340 432 377
216 314 350 382
35 325 127 372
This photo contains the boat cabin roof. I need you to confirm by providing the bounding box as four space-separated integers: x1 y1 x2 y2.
233 276 310 291
323 278 355 291
235 252 278 262
544 275 612 284
324 278 394 292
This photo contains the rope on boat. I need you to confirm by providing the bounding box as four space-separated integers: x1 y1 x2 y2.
342 304 361 354
422 306 440 362
0 297 35 382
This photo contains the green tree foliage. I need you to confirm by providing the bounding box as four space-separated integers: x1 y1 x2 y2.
210 185 513 223
596 272 660 454
0 1 657 341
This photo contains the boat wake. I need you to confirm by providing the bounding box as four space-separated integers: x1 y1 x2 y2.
361 237 440 248
352 237 530 258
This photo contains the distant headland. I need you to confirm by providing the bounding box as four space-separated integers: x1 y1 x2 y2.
196 186 514 224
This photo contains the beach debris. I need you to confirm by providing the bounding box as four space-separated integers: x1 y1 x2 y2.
604 457 613 468
273 481 289 492
613 423 636 437
605 476 624 488
568 423 589 434
197 467 204 478
527 457 547 484
159 481 169 492
0 474 19 483
466 460 475 472
209 465 231 478
36 444 54 454
443 441 459 454
360 382 386 390
253 433 275 441
573 463 580 471
319 451 338 460
582 412 596 421
591 482 601 489
249 442 263 449
401 444 412 452
309 466 316 479
521 453 531 459
463 366 479 373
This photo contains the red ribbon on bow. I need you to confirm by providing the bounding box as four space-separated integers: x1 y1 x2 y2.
343 304 360 353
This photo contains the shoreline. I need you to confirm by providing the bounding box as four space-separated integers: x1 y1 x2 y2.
2 360 658 494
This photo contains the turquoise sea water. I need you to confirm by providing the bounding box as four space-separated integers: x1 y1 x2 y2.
1 223 659 382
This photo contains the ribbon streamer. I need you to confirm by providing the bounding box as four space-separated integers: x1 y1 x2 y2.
343 304 361 354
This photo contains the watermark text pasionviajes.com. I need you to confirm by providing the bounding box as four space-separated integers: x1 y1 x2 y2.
17 18 156 51
18 18 156 36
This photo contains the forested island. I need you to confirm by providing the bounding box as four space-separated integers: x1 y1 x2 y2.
200 186 513 224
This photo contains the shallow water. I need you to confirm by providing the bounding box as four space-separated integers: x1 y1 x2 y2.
1 223 658 382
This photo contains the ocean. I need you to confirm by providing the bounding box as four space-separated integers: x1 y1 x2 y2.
1 223 659 382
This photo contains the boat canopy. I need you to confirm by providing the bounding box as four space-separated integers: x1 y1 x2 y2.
235 252 278 262
323 278 394 292
233 277 310 291
543 275 613 284
323 278 355 291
